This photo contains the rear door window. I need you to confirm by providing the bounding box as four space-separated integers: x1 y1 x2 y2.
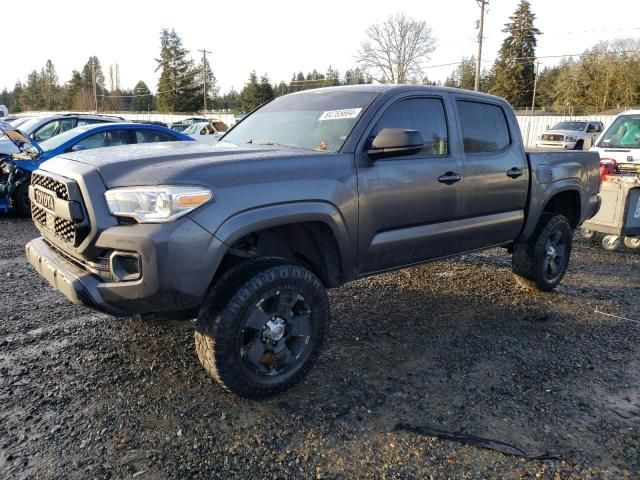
456 101 511 154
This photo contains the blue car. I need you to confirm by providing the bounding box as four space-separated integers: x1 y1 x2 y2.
0 121 193 214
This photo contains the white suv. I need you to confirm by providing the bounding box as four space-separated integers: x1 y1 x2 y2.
536 120 604 150
590 111 640 164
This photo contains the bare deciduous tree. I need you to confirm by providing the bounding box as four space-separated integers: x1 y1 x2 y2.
356 13 437 84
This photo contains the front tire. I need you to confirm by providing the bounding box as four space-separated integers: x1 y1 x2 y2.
574 140 584 150
512 214 573 291
195 260 329 398
13 182 30 216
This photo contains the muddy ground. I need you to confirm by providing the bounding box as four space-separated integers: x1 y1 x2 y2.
1 215 639 479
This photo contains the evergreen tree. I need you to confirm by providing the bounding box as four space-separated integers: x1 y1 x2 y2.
240 72 275 112
444 57 476 90
488 0 540 106
10 82 23 112
131 81 153 112
275 81 289 97
214 87 241 112
0 88 11 110
20 70 43 111
155 28 198 112
259 74 274 103
240 71 263 112
41 59 59 110
192 55 218 111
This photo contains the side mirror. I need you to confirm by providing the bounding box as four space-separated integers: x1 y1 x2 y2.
367 128 424 160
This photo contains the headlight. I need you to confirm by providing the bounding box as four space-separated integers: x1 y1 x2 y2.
565 136 577 142
105 185 213 223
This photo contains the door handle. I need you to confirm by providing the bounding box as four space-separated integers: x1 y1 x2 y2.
506 167 523 179
438 172 462 185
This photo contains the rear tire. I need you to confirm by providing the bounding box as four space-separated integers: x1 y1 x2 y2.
602 235 621 251
512 214 573 291
194 259 329 398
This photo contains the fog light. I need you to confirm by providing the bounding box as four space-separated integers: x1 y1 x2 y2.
109 252 141 281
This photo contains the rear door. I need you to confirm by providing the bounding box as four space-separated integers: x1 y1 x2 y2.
453 98 528 249
356 93 464 273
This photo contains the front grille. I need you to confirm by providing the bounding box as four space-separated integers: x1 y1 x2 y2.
542 134 564 142
54 217 75 243
30 172 89 247
31 172 69 200
31 203 46 225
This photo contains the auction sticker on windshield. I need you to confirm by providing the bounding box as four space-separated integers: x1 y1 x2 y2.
318 108 362 121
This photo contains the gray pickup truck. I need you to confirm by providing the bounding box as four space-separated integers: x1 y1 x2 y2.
25 85 600 398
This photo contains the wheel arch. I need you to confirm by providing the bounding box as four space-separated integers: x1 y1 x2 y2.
213 202 354 287
518 180 583 242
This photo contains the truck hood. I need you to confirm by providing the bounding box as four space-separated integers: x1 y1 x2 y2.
41 140 326 188
0 120 43 156
543 129 584 137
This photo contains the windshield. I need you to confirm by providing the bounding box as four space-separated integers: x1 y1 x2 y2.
184 123 206 134
551 121 587 131
38 126 88 152
597 115 640 149
222 90 377 153
13 117 44 134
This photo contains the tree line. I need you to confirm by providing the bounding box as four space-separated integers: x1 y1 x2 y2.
443 2 640 113
2 1 638 115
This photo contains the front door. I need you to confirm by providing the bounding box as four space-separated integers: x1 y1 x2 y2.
356 95 463 273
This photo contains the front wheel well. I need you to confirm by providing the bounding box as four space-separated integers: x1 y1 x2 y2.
217 222 343 288
543 190 581 228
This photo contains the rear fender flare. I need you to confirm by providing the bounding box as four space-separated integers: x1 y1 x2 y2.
518 179 583 242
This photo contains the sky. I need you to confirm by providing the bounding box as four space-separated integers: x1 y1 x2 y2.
2 0 639 95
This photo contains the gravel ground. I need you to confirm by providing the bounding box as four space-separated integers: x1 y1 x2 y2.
1 215 639 479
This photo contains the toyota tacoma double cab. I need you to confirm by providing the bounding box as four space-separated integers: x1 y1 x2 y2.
25 85 601 398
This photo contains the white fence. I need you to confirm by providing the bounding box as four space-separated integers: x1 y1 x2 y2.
516 115 617 148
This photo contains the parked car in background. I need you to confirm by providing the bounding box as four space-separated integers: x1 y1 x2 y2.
0 105 8 117
169 117 209 132
0 121 192 214
0 113 124 158
183 120 229 139
590 111 640 165
536 120 604 150
131 120 168 128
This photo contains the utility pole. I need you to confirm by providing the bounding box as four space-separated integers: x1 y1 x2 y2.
91 62 98 112
474 0 487 91
198 48 212 114
530 61 540 115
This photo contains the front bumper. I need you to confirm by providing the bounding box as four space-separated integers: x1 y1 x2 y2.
26 218 226 316
536 141 576 150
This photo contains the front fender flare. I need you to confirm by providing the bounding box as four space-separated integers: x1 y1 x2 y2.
213 201 355 280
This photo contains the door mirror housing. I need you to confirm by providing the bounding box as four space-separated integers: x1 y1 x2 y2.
367 128 424 160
